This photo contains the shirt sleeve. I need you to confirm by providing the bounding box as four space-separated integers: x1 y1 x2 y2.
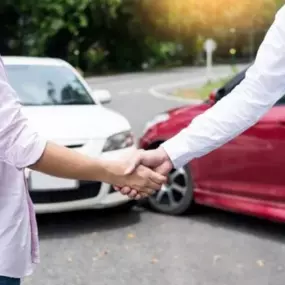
0 58 47 169
162 6 285 169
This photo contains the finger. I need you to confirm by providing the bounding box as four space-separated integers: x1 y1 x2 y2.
114 186 120 191
141 193 149 199
128 189 139 199
124 150 144 175
134 194 142 200
139 187 156 196
155 161 172 175
145 179 162 191
139 193 147 199
149 170 167 185
147 188 156 196
120 186 132 195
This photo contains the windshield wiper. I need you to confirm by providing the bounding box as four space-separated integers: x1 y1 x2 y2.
22 102 55 106
62 99 92 105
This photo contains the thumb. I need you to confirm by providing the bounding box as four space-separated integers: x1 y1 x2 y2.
124 150 144 175
154 161 171 176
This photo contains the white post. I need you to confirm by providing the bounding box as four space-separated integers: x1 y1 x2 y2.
206 50 213 82
204 38 217 83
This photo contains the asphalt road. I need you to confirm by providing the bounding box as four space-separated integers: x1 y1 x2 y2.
87 65 245 137
24 65 285 285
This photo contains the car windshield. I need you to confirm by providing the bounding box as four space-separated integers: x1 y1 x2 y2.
217 68 285 106
5 64 94 106
275 94 285 105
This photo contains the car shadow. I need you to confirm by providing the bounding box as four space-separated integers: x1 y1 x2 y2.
37 207 141 240
189 206 285 243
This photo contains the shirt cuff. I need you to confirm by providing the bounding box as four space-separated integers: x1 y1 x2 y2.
161 132 195 169
27 137 47 166
16 136 47 169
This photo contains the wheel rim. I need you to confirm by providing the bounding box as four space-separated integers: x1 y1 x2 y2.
149 167 190 212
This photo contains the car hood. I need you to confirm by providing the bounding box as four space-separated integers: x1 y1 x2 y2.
22 105 130 141
167 105 193 116
167 103 209 119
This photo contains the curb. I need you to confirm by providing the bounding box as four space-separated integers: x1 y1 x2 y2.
148 65 247 104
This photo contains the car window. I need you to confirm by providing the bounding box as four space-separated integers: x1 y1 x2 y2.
216 68 285 106
215 70 247 101
5 64 94 106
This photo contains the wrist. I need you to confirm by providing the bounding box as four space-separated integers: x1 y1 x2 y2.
91 159 110 183
158 146 173 165
95 159 124 186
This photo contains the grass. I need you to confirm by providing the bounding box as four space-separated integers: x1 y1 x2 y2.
174 63 241 100
174 76 233 100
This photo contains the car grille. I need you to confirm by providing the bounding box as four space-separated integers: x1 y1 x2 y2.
109 186 117 194
30 181 101 204
65 144 84 149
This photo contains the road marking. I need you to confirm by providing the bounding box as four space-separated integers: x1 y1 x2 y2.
87 64 248 102
87 68 211 90
149 76 206 104
88 76 149 88
118 91 131 95
148 69 241 103
118 89 144 96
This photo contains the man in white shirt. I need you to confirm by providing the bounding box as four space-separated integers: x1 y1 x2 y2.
117 5 285 198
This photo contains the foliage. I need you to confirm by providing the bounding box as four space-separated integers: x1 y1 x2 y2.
136 0 277 38
0 0 283 73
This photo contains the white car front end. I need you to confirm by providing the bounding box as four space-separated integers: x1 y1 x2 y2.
3 56 136 214
24 107 136 214
30 144 135 214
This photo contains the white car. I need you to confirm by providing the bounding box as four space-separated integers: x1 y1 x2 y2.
3 56 136 214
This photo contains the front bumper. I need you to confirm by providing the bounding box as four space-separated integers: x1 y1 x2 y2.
33 183 131 214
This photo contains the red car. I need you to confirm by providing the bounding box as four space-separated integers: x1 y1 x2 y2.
139 68 285 222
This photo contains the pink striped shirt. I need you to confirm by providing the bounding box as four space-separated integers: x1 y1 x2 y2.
0 56 46 278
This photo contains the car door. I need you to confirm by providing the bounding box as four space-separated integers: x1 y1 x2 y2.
245 104 285 202
193 72 285 203
192 69 250 194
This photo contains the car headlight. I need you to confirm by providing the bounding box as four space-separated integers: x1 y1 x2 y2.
103 131 134 152
143 113 170 134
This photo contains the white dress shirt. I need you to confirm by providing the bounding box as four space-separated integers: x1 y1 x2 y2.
162 5 285 168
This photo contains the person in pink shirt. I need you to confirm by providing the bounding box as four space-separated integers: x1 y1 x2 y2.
0 56 166 285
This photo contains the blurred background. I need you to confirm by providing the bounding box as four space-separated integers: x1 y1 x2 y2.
0 0 283 75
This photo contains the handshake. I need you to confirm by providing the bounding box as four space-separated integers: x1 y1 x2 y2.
110 147 173 200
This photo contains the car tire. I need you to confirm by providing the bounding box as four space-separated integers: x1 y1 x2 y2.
146 165 195 215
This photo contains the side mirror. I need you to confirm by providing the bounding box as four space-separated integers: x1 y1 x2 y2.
91 89 112 104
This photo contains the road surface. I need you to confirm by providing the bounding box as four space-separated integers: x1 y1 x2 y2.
87 65 244 137
24 65 285 285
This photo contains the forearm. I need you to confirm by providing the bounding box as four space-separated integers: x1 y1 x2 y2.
162 83 273 168
29 142 111 183
29 142 166 194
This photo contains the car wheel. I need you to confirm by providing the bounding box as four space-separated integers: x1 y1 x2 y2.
147 165 194 215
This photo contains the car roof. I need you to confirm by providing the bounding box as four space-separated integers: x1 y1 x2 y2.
1 56 69 67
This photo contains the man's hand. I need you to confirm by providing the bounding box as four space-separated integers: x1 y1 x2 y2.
126 147 173 175
30 142 166 198
114 147 173 199
105 159 167 199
